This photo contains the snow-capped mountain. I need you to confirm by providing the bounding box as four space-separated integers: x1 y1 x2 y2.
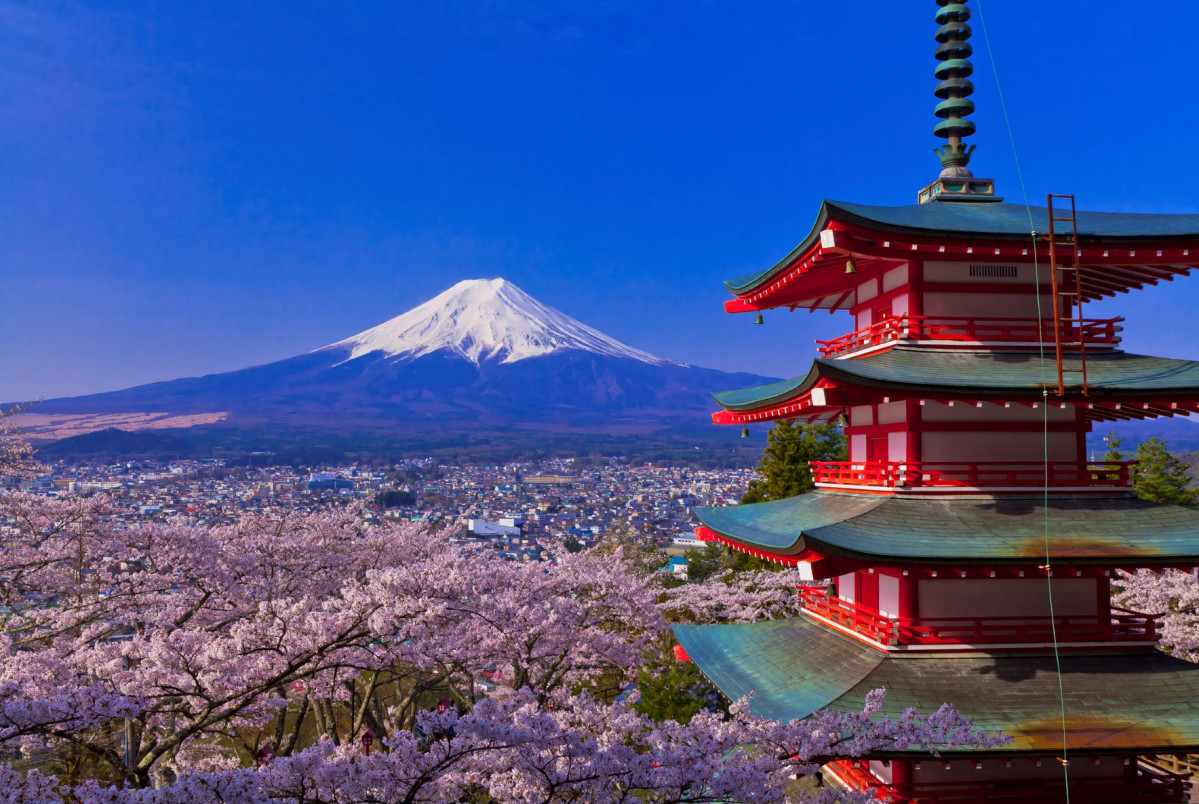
326 278 677 367
28 279 774 446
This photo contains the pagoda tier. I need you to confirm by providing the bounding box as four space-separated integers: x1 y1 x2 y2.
694 493 1195 654
722 200 1199 313
712 347 1199 496
692 492 1199 570
673 617 1199 802
713 348 1199 425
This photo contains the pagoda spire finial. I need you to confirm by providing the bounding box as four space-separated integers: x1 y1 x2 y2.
918 0 998 203
933 0 976 177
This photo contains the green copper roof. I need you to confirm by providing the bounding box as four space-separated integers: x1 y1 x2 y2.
674 616 1199 754
725 200 1199 294
694 491 1199 564
713 348 1199 410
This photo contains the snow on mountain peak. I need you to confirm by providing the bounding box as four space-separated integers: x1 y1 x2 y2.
325 278 681 367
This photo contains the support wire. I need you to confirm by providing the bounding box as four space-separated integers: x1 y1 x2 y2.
974 0 1071 796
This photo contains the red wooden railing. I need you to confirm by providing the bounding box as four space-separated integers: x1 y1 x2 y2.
827 759 1190 803
797 587 1158 647
816 315 1123 357
809 461 1135 490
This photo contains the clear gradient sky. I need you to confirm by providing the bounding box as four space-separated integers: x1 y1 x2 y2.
3 1 1199 401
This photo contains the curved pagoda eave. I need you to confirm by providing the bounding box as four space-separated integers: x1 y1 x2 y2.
725 200 1199 310
712 348 1199 421
694 491 1199 566
673 615 1199 756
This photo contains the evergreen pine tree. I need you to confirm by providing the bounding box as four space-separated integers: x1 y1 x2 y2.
1132 437 1199 506
1101 432 1125 463
740 420 847 504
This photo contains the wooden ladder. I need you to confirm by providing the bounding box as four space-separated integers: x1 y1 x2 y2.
1046 194 1088 396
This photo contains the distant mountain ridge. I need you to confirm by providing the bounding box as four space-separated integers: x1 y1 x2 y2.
36 428 195 460
24 279 774 446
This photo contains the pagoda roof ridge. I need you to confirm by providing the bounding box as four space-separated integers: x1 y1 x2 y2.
713 347 1199 412
693 490 1199 565
673 615 1199 754
725 199 1199 295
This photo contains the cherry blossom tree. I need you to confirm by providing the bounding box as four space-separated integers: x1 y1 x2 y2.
1115 568 1199 661
0 403 43 480
657 567 814 625
0 424 1003 802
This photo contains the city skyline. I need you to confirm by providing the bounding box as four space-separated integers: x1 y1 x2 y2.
3 1 1199 401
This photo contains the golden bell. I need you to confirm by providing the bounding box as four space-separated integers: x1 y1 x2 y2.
741 426 749 439
754 313 764 325
845 259 857 275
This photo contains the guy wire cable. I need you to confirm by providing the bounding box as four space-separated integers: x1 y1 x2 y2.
973 0 1072 795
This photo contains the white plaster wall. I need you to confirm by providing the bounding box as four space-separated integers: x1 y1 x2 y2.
857 277 879 303
838 573 856 604
878 575 900 618
882 265 909 293
849 406 874 426
887 431 906 461
850 434 867 462
877 401 908 425
866 760 893 785
917 578 1098 619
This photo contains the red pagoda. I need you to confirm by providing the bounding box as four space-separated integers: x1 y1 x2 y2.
673 2 1199 801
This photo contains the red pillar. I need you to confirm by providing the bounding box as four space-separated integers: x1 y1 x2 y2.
898 574 918 620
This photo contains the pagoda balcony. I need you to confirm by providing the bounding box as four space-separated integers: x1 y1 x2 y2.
797 587 1158 649
809 460 1135 493
816 315 1123 358
826 758 1190 803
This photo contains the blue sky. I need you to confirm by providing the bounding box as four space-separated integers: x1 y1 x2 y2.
2 1 1198 401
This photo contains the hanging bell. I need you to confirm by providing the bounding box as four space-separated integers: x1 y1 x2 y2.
741 425 749 439
845 259 857 275
754 312 764 325
835 415 848 428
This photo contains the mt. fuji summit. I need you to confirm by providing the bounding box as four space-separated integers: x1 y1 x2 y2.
328 279 675 367
27 279 773 446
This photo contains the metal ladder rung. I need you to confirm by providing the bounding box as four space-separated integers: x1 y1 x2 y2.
1046 192 1088 397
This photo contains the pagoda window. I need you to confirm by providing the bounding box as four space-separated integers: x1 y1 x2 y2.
912 755 1129 785
921 430 1077 463
917 577 1099 620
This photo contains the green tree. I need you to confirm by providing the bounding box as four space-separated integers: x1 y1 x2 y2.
633 638 723 724
374 488 416 508
1101 432 1126 463
684 542 731 583
741 420 847 504
1131 437 1199 506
